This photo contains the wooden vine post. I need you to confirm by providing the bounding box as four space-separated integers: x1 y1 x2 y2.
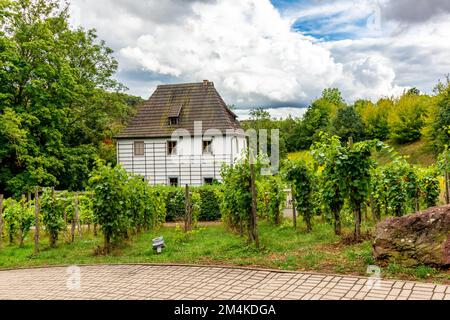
291 187 297 229
71 192 79 242
34 187 40 254
0 193 3 249
184 185 192 232
249 162 260 248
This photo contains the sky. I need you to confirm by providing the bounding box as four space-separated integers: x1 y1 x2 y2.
69 0 450 120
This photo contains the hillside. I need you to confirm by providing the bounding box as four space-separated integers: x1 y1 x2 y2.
287 139 436 167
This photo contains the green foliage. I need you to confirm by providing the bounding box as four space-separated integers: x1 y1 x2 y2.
388 91 428 143
283 159 315 232
88 161 165 251
2 198 21 244
431 78 450 152
311 133 381 236
419 167 440 208
256 175 285 225
89 162 131 248
0 0 141 195
40 188 65 247
220 155 262 241
332 106 365 142
198 186 222 221
312 135 346 234
164 187 186 222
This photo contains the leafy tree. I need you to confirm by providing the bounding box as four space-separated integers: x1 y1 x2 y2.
356 99 390 140
0 0 140 194
331 106 366 142
388 91 428 143
430 78 450 152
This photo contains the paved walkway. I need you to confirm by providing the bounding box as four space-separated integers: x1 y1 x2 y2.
0 265 449 300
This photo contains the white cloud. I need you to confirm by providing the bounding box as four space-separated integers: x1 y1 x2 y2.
68 0 450 118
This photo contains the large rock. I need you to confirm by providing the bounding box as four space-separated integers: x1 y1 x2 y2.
373 205 450 267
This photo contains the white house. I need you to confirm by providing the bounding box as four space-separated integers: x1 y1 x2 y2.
115 80 247 186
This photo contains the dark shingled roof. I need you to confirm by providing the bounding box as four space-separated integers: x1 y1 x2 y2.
115 81 242 138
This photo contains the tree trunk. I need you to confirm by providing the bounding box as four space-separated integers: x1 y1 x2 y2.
104 233 110 253
274 206 280 226
0 194 3 248
34 188 40 254
305 215 312 233
249 163 259 248
93 223 98 237
333 208 341 235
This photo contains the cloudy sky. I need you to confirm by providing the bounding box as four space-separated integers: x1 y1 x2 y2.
69 0 450 119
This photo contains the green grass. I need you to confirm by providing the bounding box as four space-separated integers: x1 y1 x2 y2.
372 139 436 167
0 219 448 284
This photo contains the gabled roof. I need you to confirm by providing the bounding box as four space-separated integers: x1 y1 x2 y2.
115 81 242 138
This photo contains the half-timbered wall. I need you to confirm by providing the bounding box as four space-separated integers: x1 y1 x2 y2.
117 135 246 186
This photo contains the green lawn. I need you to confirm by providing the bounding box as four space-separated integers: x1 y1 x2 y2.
0 219 449 284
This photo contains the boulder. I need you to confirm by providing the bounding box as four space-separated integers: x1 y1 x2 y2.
373 205 450 267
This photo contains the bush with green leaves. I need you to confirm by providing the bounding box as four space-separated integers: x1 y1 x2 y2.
89 162 131 250
220 156 261 241
257 175 285 225
311 133 382 237
197 186 221 221
419 167 440 208
41 188 66 247
89 162 166 251
164 187 186 222
2 197 34 246
312 135 346 234
283 159 315 232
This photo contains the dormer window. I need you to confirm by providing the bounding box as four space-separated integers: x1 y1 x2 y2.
169 116 179 125
168 104 182 125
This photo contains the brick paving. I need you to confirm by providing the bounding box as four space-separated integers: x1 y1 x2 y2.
0 265 449 300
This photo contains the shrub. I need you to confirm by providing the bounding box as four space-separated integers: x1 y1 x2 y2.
89 162 131 251
41 188 66 247
197 186 221 221
164 187 185 222
3 197 34 247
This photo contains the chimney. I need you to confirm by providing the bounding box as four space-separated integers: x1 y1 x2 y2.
203 79 209 86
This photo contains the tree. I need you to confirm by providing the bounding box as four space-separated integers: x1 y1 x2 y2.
0 0 140 195
331 106 366 142
431 78 450 152
355 99 390 140
388 91 428 143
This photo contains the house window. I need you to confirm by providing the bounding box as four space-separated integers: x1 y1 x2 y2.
169 177 178 186
202 140 212 154
167 140 177 155
169 117 179 125
204 177 213 185
134 141 144 156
